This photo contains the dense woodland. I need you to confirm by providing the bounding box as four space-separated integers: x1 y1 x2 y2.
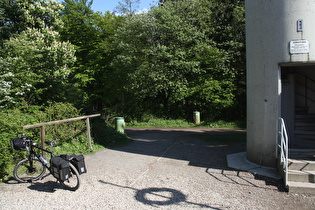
0 0 245 178
1 0 245 121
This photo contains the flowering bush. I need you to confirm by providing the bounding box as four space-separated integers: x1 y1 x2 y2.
0 0 76 107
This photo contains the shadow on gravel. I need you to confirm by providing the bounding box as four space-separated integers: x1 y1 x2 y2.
5 175 65 193
27 181 64 193
99 180 220 209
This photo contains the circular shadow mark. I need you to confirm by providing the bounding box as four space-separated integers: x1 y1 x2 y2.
135 187 186 206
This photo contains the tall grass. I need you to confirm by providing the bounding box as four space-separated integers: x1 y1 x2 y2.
128 117 245 128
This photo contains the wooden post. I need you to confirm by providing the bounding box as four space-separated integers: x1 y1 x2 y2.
86 118 92 149
40 126 46 157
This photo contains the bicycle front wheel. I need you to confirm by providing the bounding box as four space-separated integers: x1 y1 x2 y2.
13 158 46 183
59 163 80 191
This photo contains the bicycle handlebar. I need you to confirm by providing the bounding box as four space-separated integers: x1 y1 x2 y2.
18 133 57 147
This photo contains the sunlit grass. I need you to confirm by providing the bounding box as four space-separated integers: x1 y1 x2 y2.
128 117 245 129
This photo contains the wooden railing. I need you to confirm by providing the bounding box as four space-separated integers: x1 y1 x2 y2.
21 114 101 151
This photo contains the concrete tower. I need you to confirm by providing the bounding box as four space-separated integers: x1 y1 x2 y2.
246 0 315 167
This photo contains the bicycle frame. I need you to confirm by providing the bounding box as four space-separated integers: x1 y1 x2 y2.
27 141 54 174
14 134 81 191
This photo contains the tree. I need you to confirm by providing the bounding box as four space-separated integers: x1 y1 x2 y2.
112 1 230 119
115 0 140 16
0 72 14 109
111 0 245 120
0 0 76 108
0 0 64 45
60 0 123 110
159 0 246 119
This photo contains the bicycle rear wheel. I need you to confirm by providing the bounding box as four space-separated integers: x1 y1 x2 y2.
13 158 46 183
59 163 80 191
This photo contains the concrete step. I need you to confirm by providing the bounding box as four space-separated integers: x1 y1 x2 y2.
288 181 315 195
288 170 315 183
288 159 315 171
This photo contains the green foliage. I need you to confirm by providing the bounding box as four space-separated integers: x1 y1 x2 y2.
0 0 247 181
0 0 77 108
0 106 48 177
37 103 86 143
91 118 132 147
60 0 123 110
0 103 83 179
0 0 64 44
128 116 244 128
110 0 245 121
53 139 104 155
0 108 36 179
0 102 131 180
56 0 246 122
129 117 196 128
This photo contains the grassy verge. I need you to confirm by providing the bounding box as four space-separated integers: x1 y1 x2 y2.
128 118 245 129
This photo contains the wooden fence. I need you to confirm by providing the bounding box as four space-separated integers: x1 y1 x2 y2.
21 114 101 152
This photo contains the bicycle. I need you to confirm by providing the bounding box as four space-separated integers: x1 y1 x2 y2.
12 133 81 191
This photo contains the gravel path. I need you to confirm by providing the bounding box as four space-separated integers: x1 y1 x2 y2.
1 127 315 209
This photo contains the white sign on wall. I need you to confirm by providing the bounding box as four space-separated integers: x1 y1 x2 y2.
290 40 309 54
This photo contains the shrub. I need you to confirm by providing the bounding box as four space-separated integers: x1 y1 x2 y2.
0 103 86 179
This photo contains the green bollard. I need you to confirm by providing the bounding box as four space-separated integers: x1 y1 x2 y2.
193 111 200 124
115 117 125 133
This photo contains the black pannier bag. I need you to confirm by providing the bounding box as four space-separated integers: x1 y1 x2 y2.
12 138 29 151
50 156 70 181
60 154 87 174
71 155 87 174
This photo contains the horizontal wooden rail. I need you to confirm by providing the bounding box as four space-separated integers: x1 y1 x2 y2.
21 114 101 153
21 114 101 129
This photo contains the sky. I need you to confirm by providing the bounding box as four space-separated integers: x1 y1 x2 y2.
56 0 159 13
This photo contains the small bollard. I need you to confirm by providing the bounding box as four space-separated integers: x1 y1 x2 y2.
193 111 200 124
115 117 125 134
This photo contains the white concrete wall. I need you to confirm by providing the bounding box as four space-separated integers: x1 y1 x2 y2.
246 0 315 167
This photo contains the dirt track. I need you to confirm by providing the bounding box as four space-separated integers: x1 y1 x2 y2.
1 127 315 209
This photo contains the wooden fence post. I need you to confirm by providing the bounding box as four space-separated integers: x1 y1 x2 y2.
21 114 100 150
40 126 46 157
86 118 92 149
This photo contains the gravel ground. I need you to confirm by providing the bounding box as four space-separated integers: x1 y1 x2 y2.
1 127 315 209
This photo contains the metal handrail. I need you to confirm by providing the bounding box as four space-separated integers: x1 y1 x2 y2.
278 118 289 187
